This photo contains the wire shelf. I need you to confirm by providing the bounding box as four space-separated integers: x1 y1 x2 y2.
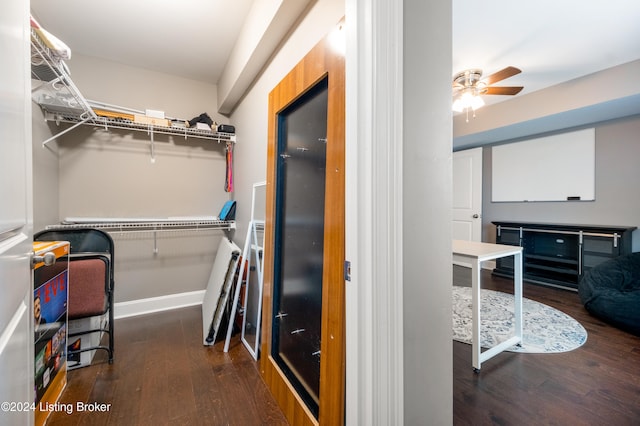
31 27 236 146
46 219 236 234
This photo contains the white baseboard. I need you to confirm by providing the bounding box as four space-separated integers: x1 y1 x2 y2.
114 290 205 319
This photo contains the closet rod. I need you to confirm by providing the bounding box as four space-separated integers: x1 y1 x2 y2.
42 115 93 147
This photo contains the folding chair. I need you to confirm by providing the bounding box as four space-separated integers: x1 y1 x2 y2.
35 228 115 364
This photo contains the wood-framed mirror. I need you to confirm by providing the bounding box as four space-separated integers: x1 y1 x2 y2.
261 21 345 426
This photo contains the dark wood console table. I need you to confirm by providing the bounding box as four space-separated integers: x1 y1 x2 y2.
492 221 636 291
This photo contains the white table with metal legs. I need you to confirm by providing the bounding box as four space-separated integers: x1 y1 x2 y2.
452 239 523 372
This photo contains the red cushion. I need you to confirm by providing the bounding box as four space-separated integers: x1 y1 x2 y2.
68 258 108 319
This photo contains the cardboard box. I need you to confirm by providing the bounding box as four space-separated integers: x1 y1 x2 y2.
133 113 170 127
145 109 165 119
33 241 69 426
66 315 106 370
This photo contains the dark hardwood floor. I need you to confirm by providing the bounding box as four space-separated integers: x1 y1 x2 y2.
47 267 640 425
46 307 288 426
453 265 640 425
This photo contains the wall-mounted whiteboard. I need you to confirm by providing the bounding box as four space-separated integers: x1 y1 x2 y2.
492 128 595 202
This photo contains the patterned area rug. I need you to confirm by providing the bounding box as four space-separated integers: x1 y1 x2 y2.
452 286 587 353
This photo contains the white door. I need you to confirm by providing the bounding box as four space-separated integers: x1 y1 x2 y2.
0 1 34 424
452 147 482 242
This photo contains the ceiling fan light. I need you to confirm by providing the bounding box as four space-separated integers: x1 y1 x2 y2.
470 95 484 110
451 66 523 116
452 91 484 112
460 91 474 103
452 98 465 112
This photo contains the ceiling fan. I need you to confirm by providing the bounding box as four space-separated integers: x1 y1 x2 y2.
452 66 523 119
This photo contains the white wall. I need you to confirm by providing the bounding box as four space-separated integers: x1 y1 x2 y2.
63 54 227 123
228 0 346 249
32 104 59 232
403 0 453 423
37 55 233 304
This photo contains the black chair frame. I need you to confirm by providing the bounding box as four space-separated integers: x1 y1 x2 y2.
35 228 115 364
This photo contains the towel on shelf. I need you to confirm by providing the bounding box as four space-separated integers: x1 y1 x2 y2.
30 15 72 60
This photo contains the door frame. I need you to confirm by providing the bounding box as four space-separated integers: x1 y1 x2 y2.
261 22 345 426
0 0 34 424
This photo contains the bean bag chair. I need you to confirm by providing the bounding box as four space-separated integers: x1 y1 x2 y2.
578 252 640 336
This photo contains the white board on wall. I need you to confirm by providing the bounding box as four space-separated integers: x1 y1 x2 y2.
492 128 595 202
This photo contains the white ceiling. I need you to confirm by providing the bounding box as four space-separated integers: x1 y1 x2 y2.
31 0 640 109
453 0 640 107
30 0 255 84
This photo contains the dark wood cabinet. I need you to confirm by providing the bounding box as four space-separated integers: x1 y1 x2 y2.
493 221 636 291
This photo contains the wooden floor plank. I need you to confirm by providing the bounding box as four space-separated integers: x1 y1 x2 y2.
47 266 640 425
453 265 640 425
47 306 287 426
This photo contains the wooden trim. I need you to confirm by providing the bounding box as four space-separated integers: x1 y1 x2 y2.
261 21 346 426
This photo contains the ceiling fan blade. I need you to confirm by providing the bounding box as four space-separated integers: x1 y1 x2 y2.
482 66 521 85
483 86 524 96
